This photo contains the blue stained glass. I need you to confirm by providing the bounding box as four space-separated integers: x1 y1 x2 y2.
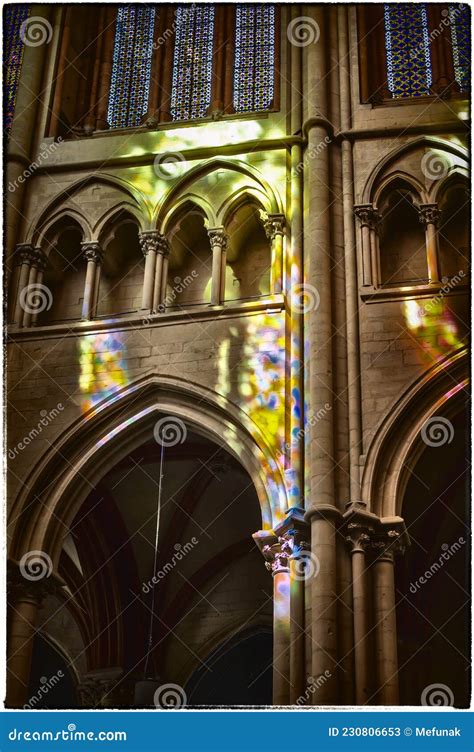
384 4 432 98
449 4 470 92
233 4 275 113
107 5 156 129
4 5 30 132
170 5 215 121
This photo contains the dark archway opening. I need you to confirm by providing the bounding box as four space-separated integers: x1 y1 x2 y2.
27 635 77 709
396 401 470 707
185 628 273 706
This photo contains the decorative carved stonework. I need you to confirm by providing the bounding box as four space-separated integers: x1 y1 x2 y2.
262 213 286 240
31 248 48 272
418 204 441 227
207 228 228 251
139 231 169 257
354 204 380 230
15 244 36 266
345 521 373 553
81 241 103 264
7 560 58 606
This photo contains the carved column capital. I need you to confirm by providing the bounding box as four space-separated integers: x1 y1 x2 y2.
255 508 311 576
370 521 409 561
7 559 59 606
354 204 380 230
418 203 441 227
207 227 228 251
81 241 103 264
139 231 169 257
262 213 286 240
15 244 36 266
31 248 48 272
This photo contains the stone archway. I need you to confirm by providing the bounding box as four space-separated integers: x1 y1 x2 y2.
7 375 286 707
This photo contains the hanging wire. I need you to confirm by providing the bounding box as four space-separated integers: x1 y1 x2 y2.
143 438 165 679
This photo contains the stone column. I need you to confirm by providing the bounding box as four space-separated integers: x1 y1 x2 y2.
30 250 48 326
22 249 47 328
12 244 36 326
6 561 57 708
274 507 310 704
419 204 441 283
6 5 53 272
344 513 377 705
254 531 291 705
263 213 285 294
208 228 228 305
153 235 170 312
371 523 407 705
354 204 380 287
139 232 159 311
81 242 102 320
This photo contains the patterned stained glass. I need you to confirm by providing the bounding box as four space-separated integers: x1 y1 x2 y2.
384 4 432 98
170 5 215 121
4 5 30 132
449 4 470 92
233 5 275 113
107 6 156 129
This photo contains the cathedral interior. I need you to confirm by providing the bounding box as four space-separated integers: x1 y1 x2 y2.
5 3 471 709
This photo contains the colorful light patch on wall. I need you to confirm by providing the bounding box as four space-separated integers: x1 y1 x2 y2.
402 299 463 363
79 333 129 413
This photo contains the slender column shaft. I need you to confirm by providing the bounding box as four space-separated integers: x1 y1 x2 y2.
153 252 164 311
373 553 399 704
310 516 339 703
160 253 170 309
289 557 305 703
426 222 440 282
81 243 102 320
7 597 39 708
208 229 228 306
13 247 34 327
336 535 354 703
49 8 71 138
361 224 372 286
22 265 38 328
351 546 369 704
272 569 291 704
142 250 157 311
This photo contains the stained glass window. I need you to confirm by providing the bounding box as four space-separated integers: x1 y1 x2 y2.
170 5 215 121
107 6 156 129
384 4 432 98
233 5 275 113
4 5 30 132
449 4 470 92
